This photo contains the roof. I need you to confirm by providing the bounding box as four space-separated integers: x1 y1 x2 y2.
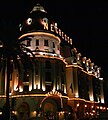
30 3 47 13
19 3 51 35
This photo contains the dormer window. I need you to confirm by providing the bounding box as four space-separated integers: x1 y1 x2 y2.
44 40 48 46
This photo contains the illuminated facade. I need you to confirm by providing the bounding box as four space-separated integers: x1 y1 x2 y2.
0 3 106 120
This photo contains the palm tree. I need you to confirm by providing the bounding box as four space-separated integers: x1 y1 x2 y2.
0 39 35 120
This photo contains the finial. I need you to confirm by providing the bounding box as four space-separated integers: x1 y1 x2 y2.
30 3 47 13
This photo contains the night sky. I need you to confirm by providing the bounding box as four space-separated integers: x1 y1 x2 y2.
0 1 108 104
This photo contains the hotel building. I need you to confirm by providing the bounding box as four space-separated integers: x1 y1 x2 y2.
0 3 106 120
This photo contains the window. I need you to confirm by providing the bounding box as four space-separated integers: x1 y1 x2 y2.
27 40 31 46
23 74 29 82
23 85 29 91
23 70 29 82
35 69 38 75
45 72 51 82
61 73 65 84
44 40 49 46
36 84 38 89
53 42 55 48
36 39 39 46
35 60 39 75
45 60 51 68
46 84 52 92
62 84 64 91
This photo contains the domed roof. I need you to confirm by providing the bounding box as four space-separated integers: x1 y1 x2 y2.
30 3 47 13
19 3 53 35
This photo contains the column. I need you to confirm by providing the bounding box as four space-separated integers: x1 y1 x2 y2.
73 67 79 98
33 64 36 89
29 67 32 91
100 79 104 103
41 59 45 91
52 60 56 91
66 66 74 97
88 75 94 101
0 67 5 94
13 69 18 92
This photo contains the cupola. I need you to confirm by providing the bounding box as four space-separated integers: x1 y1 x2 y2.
19 3 50 34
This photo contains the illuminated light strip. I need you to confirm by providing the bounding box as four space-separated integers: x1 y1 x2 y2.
66 64 83 69
34 54 67 64
19 51 68 65
0 94 68 99
18 32 61 43
62 96 69 99
0 94 99 104
46 94 69 99
81 69 96 77
68 97 99 103
66 64 96 77
34 52 62 58
11 94 46 98
0 95 6 98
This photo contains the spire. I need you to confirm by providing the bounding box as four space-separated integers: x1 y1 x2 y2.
30 3 47 13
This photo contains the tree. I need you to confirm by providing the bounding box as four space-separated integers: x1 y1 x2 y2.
0 39 35 120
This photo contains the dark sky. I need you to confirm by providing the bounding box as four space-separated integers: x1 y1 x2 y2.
0 1 108 103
